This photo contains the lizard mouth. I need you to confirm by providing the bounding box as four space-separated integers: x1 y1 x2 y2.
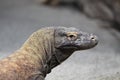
56 39 98 50
56 42 80 50
61 46 79 50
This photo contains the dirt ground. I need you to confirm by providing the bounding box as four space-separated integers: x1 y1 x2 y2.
0 0 120 80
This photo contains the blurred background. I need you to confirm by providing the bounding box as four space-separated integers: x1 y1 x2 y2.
0 0 120 80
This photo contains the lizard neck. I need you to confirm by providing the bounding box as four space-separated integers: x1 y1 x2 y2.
19 28 55 76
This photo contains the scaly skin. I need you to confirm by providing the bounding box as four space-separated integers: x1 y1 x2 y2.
0 27 98 80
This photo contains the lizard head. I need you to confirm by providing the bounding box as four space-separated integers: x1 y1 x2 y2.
44 27 98 74
47 27 98 73
54 27 98 51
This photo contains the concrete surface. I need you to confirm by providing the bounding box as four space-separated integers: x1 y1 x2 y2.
0 0 120 80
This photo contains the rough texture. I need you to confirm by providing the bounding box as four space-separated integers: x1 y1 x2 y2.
76 0 120 31
35 0 76 6
38 0 120 31
37 0 115 21
0 27 55 80
0 27 98 80
0 1 120 79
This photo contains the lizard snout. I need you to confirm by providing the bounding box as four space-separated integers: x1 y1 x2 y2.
90 34 98 45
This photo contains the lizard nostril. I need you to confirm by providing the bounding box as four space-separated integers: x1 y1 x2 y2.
90 36 96 41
